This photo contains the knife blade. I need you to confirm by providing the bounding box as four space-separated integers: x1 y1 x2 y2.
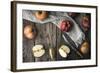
62 32 83 58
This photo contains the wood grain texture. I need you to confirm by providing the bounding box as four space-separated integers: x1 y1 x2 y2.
23 16 90 62
23 19 35 62
22 20 64 62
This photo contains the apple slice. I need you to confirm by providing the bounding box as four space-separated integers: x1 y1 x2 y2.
59 45 70 58
32 45 45 58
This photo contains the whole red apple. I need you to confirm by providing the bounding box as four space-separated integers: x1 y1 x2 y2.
82 16 90 31
60 20 72 32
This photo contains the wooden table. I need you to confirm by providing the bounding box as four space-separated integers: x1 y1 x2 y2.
23 13 91 62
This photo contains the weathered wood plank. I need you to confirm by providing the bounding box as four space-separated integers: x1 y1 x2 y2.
23 20 65 62
34 23 42 62
51 23 57 61
56 25 63 60
23 13 91 62
23 19 35 62
46 23 56 61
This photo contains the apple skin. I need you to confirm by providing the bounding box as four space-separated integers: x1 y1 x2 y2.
80 41 89 54
24 25 37 40
60 20 72 32
82 16 90 31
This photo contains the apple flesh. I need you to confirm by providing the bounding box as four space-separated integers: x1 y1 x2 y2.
60 20 72 32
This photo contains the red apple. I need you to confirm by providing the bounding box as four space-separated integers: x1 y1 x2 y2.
60 20 72 32
82 16 90 31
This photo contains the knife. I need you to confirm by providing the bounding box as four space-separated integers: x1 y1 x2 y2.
62 32 83 58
